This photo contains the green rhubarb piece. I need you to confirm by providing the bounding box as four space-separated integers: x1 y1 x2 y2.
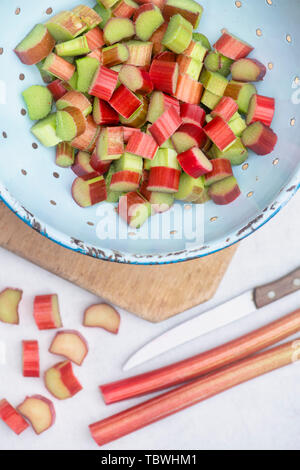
204 52 233 77
201 89 222 109
100 0 119 8
160 138 175 150
175 173 205 202
228 113 247 137
36 60 55 84
94 3 112 28
162 14 193 54
165 0 203 28
104 18 135 45
185 41 207 63
46 11 87 41
22 85 53 121
55 37 90 57
103 43 129 65
72 5 102 29
76 57 99 93
180 56 203 81
135 6 164 42
114 152 143 174
225 81 257 114
31 114 62 147
56 110 78 141
151 149 180 171
210 138 249 166
150 192 174 209
192 33 211 51
200 70 228 97
64 71 78 91
119 96 148 128
105 165 123 202
128 197 151 229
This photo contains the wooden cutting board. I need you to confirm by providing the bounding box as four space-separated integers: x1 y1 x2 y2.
0 203 237 322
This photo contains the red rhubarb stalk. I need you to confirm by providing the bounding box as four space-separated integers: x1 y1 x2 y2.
126 131 158 160
109 85 142 119
211 96 238 122
22 340 40 378
177 147 212 178
91 338 300 446
100 308 300 404
33 294 62 330
149 59 179 95
204 116 236 151
246 94 275 127
93 98 119 125
122 127 142 143
47 80 67 101
149 106 182 146
180 102 206 127
0 399 29 435
147 167 181 193
85 27 105 50
113 0 138 18
214 31 254 60
175 73 203 104
89 66 119 101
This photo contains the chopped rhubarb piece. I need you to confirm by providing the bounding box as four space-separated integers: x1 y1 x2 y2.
33 294 62 330
0 399 29 435
204 51 233 78
113 0 138 18
231 58 267 82
228 113 246 137
211 96 238 122
147 167 181 193
105 166 123 203
89 66 119 101
180 103 206 127
87 48 103 62
246 94 275 127
154 51 176 62
149 106 182 146
225 80 257 114
17 396 55 435
22 340 40 378
146 192 174 213
176 54 203 81
71 115 99 152
200 69 228 97
163 0 203 28
56 142 75 168
90 153 112 175
49 330 88 366
242 122 278 155
77 57 100 93
96 127 124 161
56 107 86 141
102 44 129 67
102 0 119 8
149 22 168 55
14 24 56 65
214 31 254 61
55 37 90 57
72 174 107 207
184 39 208 63
147 91 180 124
149 60 179 95
118 192 151 228
175 73 203 105
94 2 113 27
172 123 207 153
175 173 205 202
205 159 233 186
210 138 248 166
93 98 119 125
126 131 158 160
85 27 105 50
201 89 221 110
46 11 87 41
47 80 67 102
44 361 83 400
126 40 153 66
72 151 95 177
123 126 142 143
43 53 75 82
151 148 181 170
134 4 164 41
109 85 142 119
204 116 237 151
177 147 212 178
72 5 102 29
119 95 149 128
84 304 121 333
111 171 141 191
162 14 193 54
0 288 22 325
22 85 53 121
104 18 135 45
57 91 92 117
208 176 241 205
31 114 62 147
114 152 143 174
119 65 153 95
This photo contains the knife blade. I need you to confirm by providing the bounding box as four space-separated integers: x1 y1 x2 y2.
123 267 300 371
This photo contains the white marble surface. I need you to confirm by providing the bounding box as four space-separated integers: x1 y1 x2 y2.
0 192 299 451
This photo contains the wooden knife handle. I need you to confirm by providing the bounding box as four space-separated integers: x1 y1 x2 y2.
253 267 300 308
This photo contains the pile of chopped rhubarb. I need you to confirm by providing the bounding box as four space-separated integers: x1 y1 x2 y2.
15 1 277 228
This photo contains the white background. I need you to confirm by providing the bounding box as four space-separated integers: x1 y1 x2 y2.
0 192 299 451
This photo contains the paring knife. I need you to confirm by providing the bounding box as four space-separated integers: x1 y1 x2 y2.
124 267 300 371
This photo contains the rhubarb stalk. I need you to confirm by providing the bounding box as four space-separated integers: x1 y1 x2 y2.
91 338 300 446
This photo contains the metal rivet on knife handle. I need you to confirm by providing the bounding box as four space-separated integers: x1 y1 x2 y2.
253 267 300 309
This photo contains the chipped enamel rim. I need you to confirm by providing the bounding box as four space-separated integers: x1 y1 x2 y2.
0 171 299 265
